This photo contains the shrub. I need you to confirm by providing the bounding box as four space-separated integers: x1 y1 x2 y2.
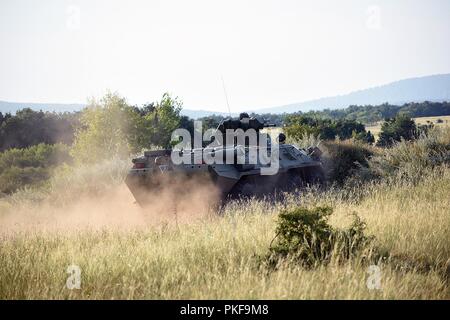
322 140 373 184
267 206 375 268
1 157 130 205
288 134 375 186
0 166 49 194
353 130 375 145
46 157 129 204
376 114 419 147
288 132 321 149
368 126 450 182
284 115 369 142
0 143 71 194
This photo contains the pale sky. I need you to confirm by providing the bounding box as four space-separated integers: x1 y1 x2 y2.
1 0 450 112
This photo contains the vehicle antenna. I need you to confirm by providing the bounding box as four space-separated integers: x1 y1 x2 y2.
221 75 232 118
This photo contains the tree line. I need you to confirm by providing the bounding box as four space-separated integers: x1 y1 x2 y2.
0 109 79 151
284 115 376 144
1 99 449 153
0 93 448 195
301 101 450 124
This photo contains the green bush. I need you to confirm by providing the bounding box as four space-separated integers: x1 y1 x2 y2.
0 143 71 194
376 114 425 147
0 166 49 194
267 206 375 268
353 130 375 144
71 92 184 164
284 115 368 141
48 157 129 205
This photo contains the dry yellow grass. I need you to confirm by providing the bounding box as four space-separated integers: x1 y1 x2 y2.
366 115 450 139
0 165 448 299
414 115 450 126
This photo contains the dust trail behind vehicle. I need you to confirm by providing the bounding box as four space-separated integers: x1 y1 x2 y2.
0 166 221 234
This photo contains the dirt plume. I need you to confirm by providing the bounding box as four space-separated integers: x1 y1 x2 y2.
0 175 221 234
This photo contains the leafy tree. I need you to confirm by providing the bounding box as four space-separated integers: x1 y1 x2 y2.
179 115 195 141
0 109 78 151
70 93 140 164
284 115 369 143
335 120 365 139
130 93 184 149
198 115 224 131
141 93 183 148
70 92 185 163
376 114 420 147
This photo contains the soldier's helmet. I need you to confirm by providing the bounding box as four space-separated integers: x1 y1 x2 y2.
239 112 250 120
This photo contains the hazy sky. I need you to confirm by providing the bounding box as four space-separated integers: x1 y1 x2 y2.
1 0 450 112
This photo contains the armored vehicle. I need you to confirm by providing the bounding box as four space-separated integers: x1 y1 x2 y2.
125 113 324 206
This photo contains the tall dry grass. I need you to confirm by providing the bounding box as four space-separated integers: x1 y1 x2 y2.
0 128 449 299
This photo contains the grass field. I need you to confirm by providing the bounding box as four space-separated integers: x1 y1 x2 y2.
0 127 449 300
366 115 450 138
0 169 449 299
265 115 450 141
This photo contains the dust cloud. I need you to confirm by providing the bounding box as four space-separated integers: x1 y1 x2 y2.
0 175 222 234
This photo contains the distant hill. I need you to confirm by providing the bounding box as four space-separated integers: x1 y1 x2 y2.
0 101 85 114
180 109 237 118
2 74 450 117
0 100 237 119
256 74 450 114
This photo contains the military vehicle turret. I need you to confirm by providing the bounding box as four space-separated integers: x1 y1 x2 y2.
125 113 324 206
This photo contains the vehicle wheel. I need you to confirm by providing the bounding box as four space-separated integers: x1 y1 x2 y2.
286 171 304 191
228 177 259 199
306 166 325 186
